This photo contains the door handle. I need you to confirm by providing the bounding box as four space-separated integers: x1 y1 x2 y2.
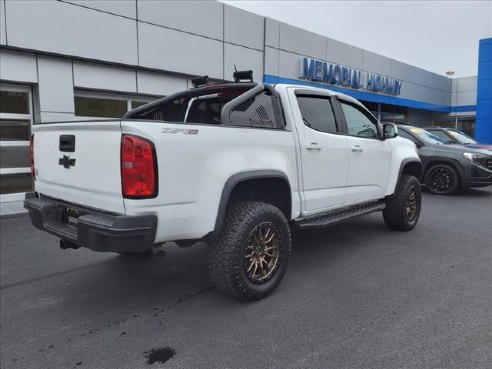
306 142 321 151
351 145 363 152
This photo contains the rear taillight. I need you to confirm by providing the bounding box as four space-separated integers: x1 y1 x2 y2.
30 134 35 178
121 134 157 198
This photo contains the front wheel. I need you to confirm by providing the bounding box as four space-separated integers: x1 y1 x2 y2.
207 201 291 301
424 164 460 195
383 175 422 231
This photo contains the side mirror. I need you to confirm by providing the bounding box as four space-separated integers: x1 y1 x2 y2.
382 123 398 139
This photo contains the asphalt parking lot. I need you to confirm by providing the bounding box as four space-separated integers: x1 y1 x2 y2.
1 188 491 369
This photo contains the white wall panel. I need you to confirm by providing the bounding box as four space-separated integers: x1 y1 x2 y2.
138 23 223 79
37 56 74 113
0 50 37 83
40 112 76 123
137 70 187 96
362 50 392 76
326 39 363 70
74 61 136 93
224 5 263 50
390 61 450 92
138 1 223 40
0 0 6 45
399 81 450 106
5 0 138 65
455 90 477 106
224 44 263 83
278 50 304 82
455 76 477 92
279 23 326 60
66 0 137 18
264 47 279 77
265 18 280 48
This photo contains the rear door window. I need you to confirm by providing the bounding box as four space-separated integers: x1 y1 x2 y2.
296 96 338 133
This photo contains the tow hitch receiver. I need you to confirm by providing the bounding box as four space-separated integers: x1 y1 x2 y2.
60 239 81 250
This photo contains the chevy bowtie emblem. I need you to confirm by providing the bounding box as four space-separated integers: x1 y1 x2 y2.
59 155 76 169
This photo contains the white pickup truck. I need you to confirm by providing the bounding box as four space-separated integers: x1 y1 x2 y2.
25 76 422 300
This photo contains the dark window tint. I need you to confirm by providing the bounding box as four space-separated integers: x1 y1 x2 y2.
340 101 379 139
0 90 29 114
0 120 30 141
75 96 128 118
0 173 33 194
0 145 30 168
297 96 337 133
131 101 149 109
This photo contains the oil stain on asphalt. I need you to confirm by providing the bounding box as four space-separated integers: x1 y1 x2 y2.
145 347 176 365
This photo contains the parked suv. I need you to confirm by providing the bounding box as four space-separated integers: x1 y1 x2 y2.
425 126 492 151
397 125 492 195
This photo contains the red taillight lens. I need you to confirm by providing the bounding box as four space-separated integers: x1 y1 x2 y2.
121 134 157 198
30 134 35 178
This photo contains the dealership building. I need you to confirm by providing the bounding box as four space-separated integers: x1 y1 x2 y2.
0 0 491 214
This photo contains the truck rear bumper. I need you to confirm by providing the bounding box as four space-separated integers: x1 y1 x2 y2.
24 193 157 253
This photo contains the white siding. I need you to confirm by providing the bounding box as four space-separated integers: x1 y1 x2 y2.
137 1 223 40
37 56 74 114
5 0 138 65
138 22 223 79
0 50 37 83
224 5 264 51
137 70 187 96
74 61 137 93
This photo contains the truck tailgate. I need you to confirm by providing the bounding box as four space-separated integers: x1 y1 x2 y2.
32 121 125 214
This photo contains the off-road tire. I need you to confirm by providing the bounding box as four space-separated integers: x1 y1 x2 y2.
383 175 421 231
424 163 460 195
208 201 291 301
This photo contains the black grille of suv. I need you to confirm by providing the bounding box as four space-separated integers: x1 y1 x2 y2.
487 158 492 170
474 157 492 170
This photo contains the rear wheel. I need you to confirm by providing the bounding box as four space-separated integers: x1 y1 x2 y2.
383 175 421 231
424 164 460 195
207 201 291 301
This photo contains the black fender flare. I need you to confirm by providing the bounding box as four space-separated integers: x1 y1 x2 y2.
397 159 423 183
213 170 290 236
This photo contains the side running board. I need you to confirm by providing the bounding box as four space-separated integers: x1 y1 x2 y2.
294 201 386 229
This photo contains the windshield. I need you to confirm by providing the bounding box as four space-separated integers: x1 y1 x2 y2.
406 127 447 145
447 129 477 145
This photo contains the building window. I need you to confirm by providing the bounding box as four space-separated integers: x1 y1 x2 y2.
74 91 156 119
0 83 34 200
360 101 379 120
433 117 476 137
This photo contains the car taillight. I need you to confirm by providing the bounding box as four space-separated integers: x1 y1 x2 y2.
30 134 35 178
121 134 158 198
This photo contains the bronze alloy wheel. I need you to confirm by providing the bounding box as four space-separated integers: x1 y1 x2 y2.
429 167 454 193
405 186 418 222
244 222 282 284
